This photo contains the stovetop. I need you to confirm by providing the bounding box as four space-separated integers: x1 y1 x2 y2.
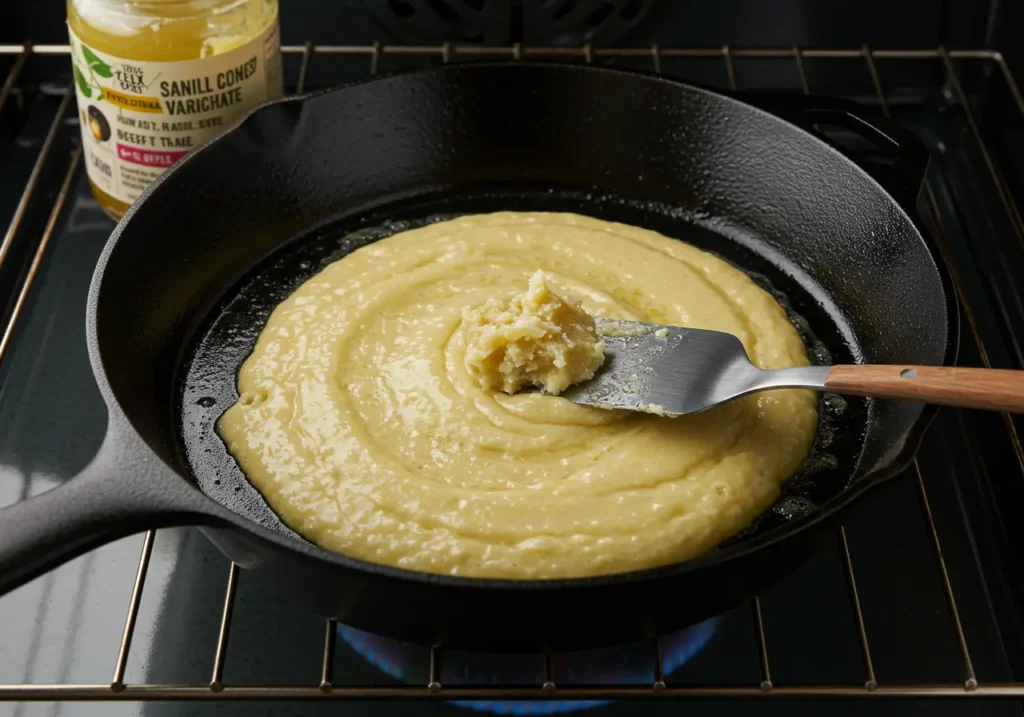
1 39 1024 717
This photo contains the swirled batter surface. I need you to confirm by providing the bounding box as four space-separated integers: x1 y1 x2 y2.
218 212 818 579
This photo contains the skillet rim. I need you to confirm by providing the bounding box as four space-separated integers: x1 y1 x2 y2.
87 61 960 591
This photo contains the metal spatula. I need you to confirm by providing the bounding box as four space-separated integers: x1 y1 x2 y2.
560 318 1024 415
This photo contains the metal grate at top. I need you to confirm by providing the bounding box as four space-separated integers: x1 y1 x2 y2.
0 42 1022 702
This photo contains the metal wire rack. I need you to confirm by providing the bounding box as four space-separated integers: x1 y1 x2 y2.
0 41 1023 702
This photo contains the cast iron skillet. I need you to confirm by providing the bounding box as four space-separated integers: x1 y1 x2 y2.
0 63 956 650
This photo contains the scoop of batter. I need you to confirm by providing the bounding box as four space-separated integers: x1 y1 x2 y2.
462 270 605 395
218 212 818 580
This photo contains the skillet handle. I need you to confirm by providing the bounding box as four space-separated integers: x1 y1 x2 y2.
0 423 216 596
739 93 930 211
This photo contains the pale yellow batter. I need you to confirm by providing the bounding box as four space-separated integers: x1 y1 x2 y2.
463 270 605 395
218 212 818 579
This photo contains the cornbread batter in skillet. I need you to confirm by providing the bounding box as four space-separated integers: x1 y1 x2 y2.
218 212 818 579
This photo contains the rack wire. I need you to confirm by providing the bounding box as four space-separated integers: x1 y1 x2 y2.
0 41 1022 701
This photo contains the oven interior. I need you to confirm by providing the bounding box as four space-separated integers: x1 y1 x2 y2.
1 2 1024 714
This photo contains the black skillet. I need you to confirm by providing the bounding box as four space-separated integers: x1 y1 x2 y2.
0 63 956 650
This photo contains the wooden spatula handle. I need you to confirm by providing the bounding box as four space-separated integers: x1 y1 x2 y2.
824 365 1024 413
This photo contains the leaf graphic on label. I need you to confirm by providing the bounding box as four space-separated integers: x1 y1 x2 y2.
73 65 92 98
81 44 114 78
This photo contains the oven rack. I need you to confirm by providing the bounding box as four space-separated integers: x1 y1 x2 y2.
0 42 1022 702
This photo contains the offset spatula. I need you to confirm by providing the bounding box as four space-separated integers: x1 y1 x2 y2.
561 318 1024 416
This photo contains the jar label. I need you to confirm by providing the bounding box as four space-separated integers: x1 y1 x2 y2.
68 14 283 206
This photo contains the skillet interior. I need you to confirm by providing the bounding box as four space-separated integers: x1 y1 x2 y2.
89 63 954 646
179 188 869 548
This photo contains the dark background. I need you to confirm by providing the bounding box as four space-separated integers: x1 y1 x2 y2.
1 0 1015 51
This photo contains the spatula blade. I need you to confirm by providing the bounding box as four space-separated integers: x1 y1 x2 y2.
561 318 758 416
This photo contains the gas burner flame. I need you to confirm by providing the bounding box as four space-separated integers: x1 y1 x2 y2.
338 618 719 715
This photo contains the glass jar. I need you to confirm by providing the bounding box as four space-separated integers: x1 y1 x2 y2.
67 0 283 220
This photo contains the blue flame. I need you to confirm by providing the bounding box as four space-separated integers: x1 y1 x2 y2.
451 698 607 715
338 617 719 715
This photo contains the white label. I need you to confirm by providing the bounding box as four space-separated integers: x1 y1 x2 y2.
69 16 283 204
